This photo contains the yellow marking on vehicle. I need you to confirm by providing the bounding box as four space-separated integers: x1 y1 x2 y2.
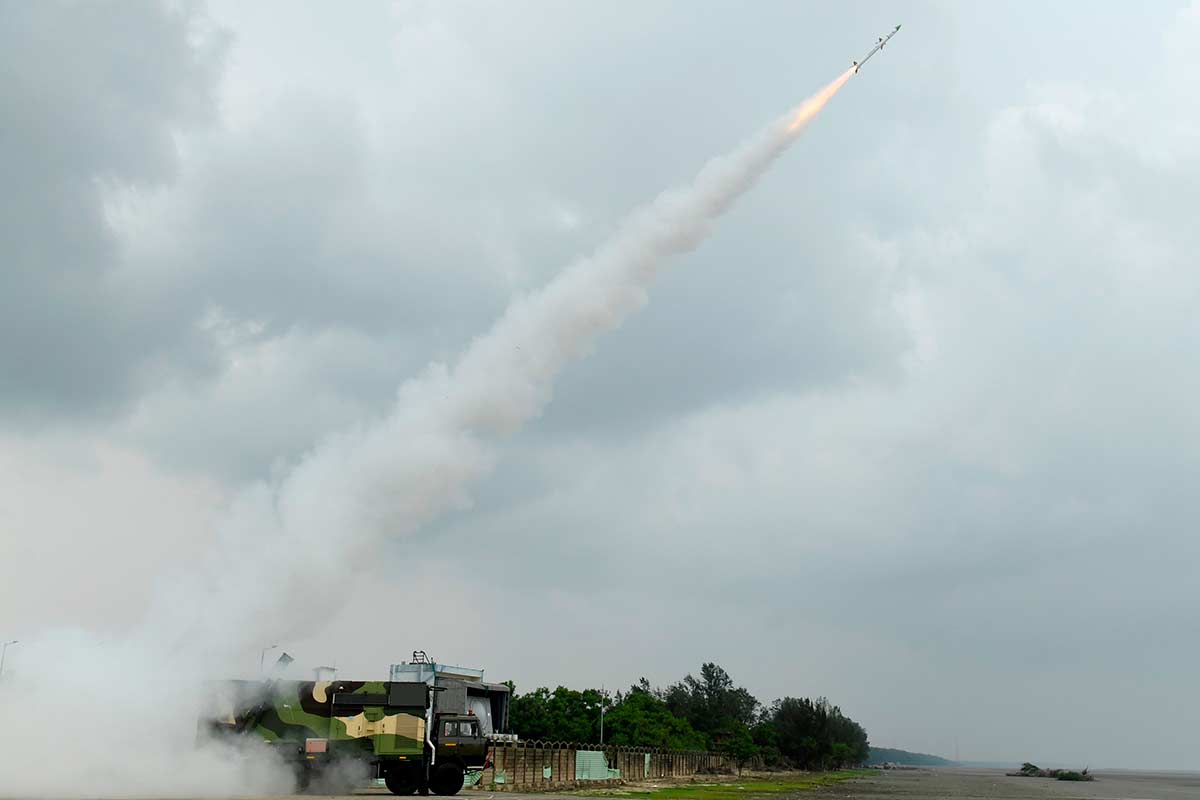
341 711 425 740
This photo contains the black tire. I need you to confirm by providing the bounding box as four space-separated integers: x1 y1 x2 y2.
384 767 419 796
295 765 314 794
429 763 465 796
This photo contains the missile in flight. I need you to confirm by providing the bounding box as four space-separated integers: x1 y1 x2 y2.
852 24 901 73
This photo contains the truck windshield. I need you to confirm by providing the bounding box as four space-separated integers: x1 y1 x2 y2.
443 720 479 738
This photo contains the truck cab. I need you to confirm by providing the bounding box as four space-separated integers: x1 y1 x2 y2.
434 714 488 766
379 708 488 796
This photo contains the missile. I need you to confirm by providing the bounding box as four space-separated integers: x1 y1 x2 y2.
852 24 901 73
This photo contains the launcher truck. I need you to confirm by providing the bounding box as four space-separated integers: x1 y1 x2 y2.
205 679 489 795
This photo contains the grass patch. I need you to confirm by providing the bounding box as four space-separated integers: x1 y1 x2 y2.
574 772 867 800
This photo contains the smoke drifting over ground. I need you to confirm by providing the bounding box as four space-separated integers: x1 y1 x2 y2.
0 71 851 796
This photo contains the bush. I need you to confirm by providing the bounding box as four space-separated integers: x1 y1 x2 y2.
1009 763 1093 781
1056 770 1093 782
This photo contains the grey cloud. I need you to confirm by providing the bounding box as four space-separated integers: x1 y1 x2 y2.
537 215 911 434
375 6 1200 766
4 0 1200 772
160 98 514 344
1 1 226 418
49 0 922 477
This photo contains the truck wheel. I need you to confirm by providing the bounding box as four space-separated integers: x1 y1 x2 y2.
295 765 314 794
430 764 464 796
384 767 418 796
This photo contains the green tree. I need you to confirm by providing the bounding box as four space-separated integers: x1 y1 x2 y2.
603 684 707 750
762 696 868 769
720 723 760 774
509 667 869 774
750 715 783 767
509 686 606 742
662 663 760 748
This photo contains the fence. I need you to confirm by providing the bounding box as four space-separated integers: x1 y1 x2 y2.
474 740 734 790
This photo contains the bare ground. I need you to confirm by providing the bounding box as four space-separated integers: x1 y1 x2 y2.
91 768 1200 800
447 768 1200 800
808 768 1200 800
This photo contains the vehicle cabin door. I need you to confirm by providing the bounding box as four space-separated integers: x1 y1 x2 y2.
439 718 485 765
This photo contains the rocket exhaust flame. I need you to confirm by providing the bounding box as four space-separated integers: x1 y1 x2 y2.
0 68 856 796
787 68 855 133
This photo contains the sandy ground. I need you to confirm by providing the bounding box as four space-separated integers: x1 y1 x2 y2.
813 768 1200 800
101 768 1200 800
449 768 1200 800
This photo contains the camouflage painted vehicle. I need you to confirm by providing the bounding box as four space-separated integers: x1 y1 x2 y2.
205 679 488 795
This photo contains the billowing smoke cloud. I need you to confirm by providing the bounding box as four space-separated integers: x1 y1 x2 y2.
0 70 852 797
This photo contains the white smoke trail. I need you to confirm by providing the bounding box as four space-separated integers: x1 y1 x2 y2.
0 70 852 797
148 66 856 656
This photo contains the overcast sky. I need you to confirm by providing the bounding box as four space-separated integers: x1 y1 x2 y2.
2 0 1199 771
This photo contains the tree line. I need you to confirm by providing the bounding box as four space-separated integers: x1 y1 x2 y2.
507 662 869 770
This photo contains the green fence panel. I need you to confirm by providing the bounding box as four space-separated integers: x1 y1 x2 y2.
576 750 610 780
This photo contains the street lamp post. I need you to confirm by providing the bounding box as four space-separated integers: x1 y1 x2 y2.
259 643 278 676
599 685 606 745
0 640 17 679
